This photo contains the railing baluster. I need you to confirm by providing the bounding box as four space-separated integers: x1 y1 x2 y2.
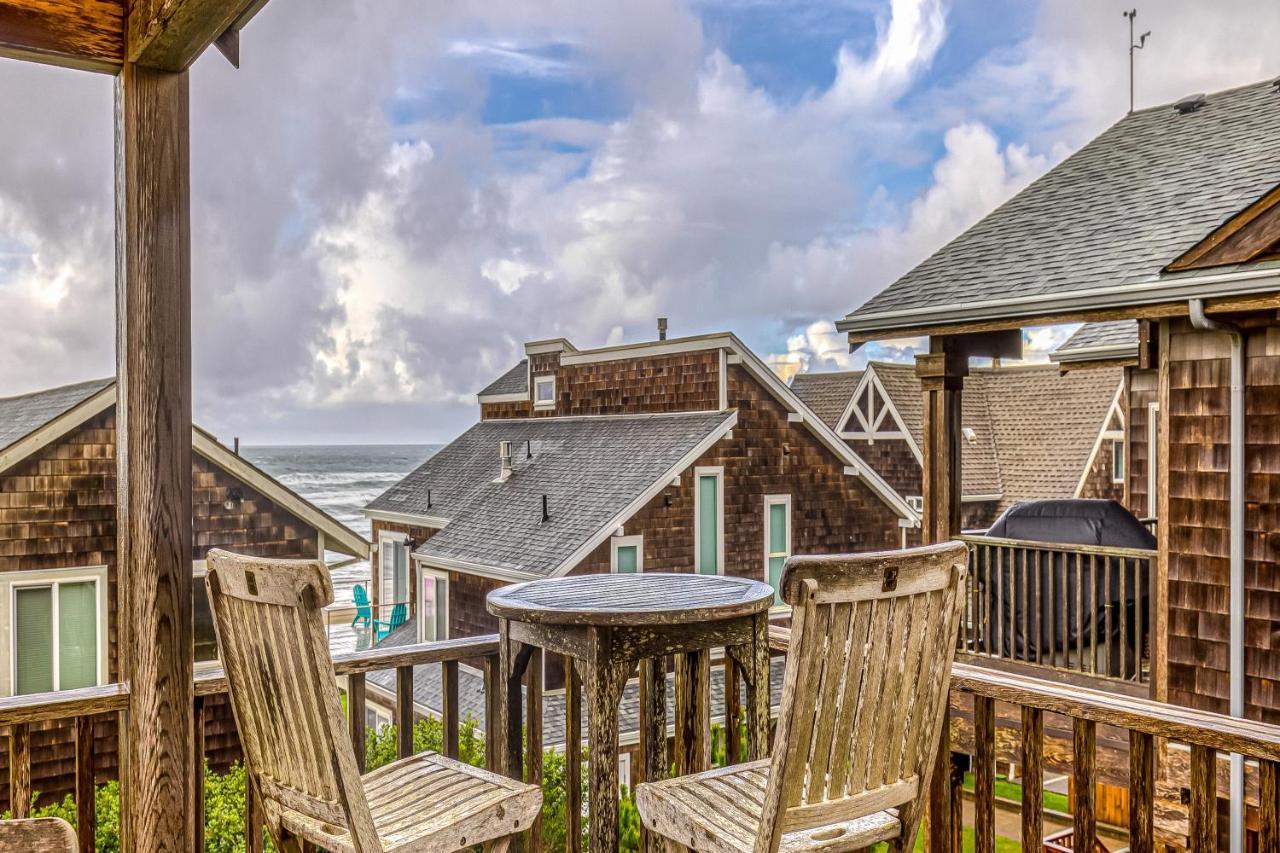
973 695 995 853
1062 550 1071 671
441 659 459 759
928 704 951 853
1088 552 1098 674
1120 555 1129 679
484 654 501 772
995 544 1004 659
347 672 367 771
1261 759 1280 853
1073 718 1096 853
565 656 582 853
1021 548 1030 664
1138 554 1147 683
75 714 96 853
193 697 205 853
1190 745 1217 851
395 665 414 759
526 648 543 848
1129 730 1154 853
1038 549 1047 666
723 655 741 765
1021 706 1043 851
9 722 29 818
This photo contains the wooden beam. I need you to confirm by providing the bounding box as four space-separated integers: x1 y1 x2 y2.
916 337 966 544
128 0 268 71
116 61 194 853
0 0 123 73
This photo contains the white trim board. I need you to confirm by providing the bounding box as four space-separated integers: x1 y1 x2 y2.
364 508 450 529
1073 379 1128 498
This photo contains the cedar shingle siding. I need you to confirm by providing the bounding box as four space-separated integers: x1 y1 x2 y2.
0 408 324 806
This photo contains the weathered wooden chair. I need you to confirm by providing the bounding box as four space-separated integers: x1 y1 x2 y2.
374 601 408 641
352 583 373 628
0 817 77 851
205 549 541 853
637 541 969 853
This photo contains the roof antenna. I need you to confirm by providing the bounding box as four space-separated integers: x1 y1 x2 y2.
1123 9 1151 114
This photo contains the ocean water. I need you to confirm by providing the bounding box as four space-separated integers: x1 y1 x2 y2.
240 444 440 607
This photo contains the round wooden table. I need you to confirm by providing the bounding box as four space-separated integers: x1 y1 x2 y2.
487 573 774 852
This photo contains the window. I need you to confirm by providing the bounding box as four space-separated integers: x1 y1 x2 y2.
418 570 449 642
906 495 925 514
611 535 643 574
379 532 409 607
694 467 724 575
764 496 791 606
10 569 105 696
534 375 556 409
1111 439 1125 484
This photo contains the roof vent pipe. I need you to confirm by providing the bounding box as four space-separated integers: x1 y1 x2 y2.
1173 93 1206 114
657 317 668 341
541 494 550 523
1189 298 1245 853
498 440 513 482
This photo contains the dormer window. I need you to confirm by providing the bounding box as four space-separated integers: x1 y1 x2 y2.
534 375 555 409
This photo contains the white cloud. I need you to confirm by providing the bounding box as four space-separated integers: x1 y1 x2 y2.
824 0 949 110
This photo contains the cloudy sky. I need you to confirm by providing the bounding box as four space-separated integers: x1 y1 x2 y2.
0 0 1277 444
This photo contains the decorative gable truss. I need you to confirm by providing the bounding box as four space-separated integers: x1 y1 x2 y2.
836 369 923 463
1073 378 1128 498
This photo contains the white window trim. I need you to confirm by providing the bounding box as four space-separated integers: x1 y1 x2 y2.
694 466 725 575
1147 402 1160 518
378 530 409 608
5 565 108 696
533 374 556 409
418 568 450 642
764 495 792 612
1111 438 1125 484
610 534 645 573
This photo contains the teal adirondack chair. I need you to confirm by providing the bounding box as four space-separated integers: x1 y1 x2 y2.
374 602 407 641
351 584 372 628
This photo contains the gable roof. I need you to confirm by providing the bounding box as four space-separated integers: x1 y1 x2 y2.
809 362 1123 509
478 360 528 400
1051 321 1140 365
787 371 863 431
838 78 1280 338
368 411 737 580
0 379 369 558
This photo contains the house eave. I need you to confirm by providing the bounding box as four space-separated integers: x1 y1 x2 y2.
1050 343 1140 365
836 267 1280 339
411 551 540 584
364 508 450 529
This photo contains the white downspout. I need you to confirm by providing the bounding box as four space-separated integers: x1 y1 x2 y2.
1189 298 1244 853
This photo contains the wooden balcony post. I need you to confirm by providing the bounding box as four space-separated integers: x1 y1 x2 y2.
115 60 194 853
916 342 966 544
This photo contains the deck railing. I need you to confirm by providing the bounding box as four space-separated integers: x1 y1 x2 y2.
959 534 1155 686
0 635 501 852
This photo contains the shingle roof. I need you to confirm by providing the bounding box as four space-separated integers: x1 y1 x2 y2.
1052 321 1140 362
859 363 1122 508
0 379 113 452
841 78 1280 327
478 361 528 397
787 371 862 431
367 412 735 577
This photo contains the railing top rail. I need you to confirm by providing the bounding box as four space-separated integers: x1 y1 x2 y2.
194 633 500 696
958 534 1157 560
0 682 130 727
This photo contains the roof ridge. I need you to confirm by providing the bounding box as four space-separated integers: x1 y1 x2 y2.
0 377 113 404
1126 73 1280 116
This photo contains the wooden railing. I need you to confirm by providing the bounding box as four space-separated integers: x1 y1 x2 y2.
0 635 501 852
959 535 1155 685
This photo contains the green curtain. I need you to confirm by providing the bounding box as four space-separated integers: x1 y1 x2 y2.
15 586 54 695
698 475 719 574
616 545 638 573
768 502 788 604
58 581 97 690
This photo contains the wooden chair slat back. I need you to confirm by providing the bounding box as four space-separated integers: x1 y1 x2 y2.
756 542 968 853
205 549 382 851
0 817 77 851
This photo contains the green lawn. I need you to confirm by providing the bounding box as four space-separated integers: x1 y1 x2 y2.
874 826 1022 853
962 771 1071 813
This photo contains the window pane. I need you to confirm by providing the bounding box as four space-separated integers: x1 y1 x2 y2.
769 503 787 553
58 581 97 690
15 586 54 695
769 556 786 605
421 575 438 641
193 581 218 663
616 545 638 573
435 578 448 641
394 545 408 603
698 475 718 574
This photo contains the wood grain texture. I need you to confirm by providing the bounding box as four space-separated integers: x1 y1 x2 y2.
1128 730 1153 853
1020 706 1043 852
395 666 413 760
0 817 77 851
346 673 365 773
564 657 582 853
10 723 30 817
1261 760 1280 853
127 0 266 71
441 660 459 760
916 344 965 544
74 715 95 853
116 61 194 853
205 550 541 852
1072 719 1095 853
1189 745 1216 853
0 0 122 72
636 543 969 853
972 696 994 853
